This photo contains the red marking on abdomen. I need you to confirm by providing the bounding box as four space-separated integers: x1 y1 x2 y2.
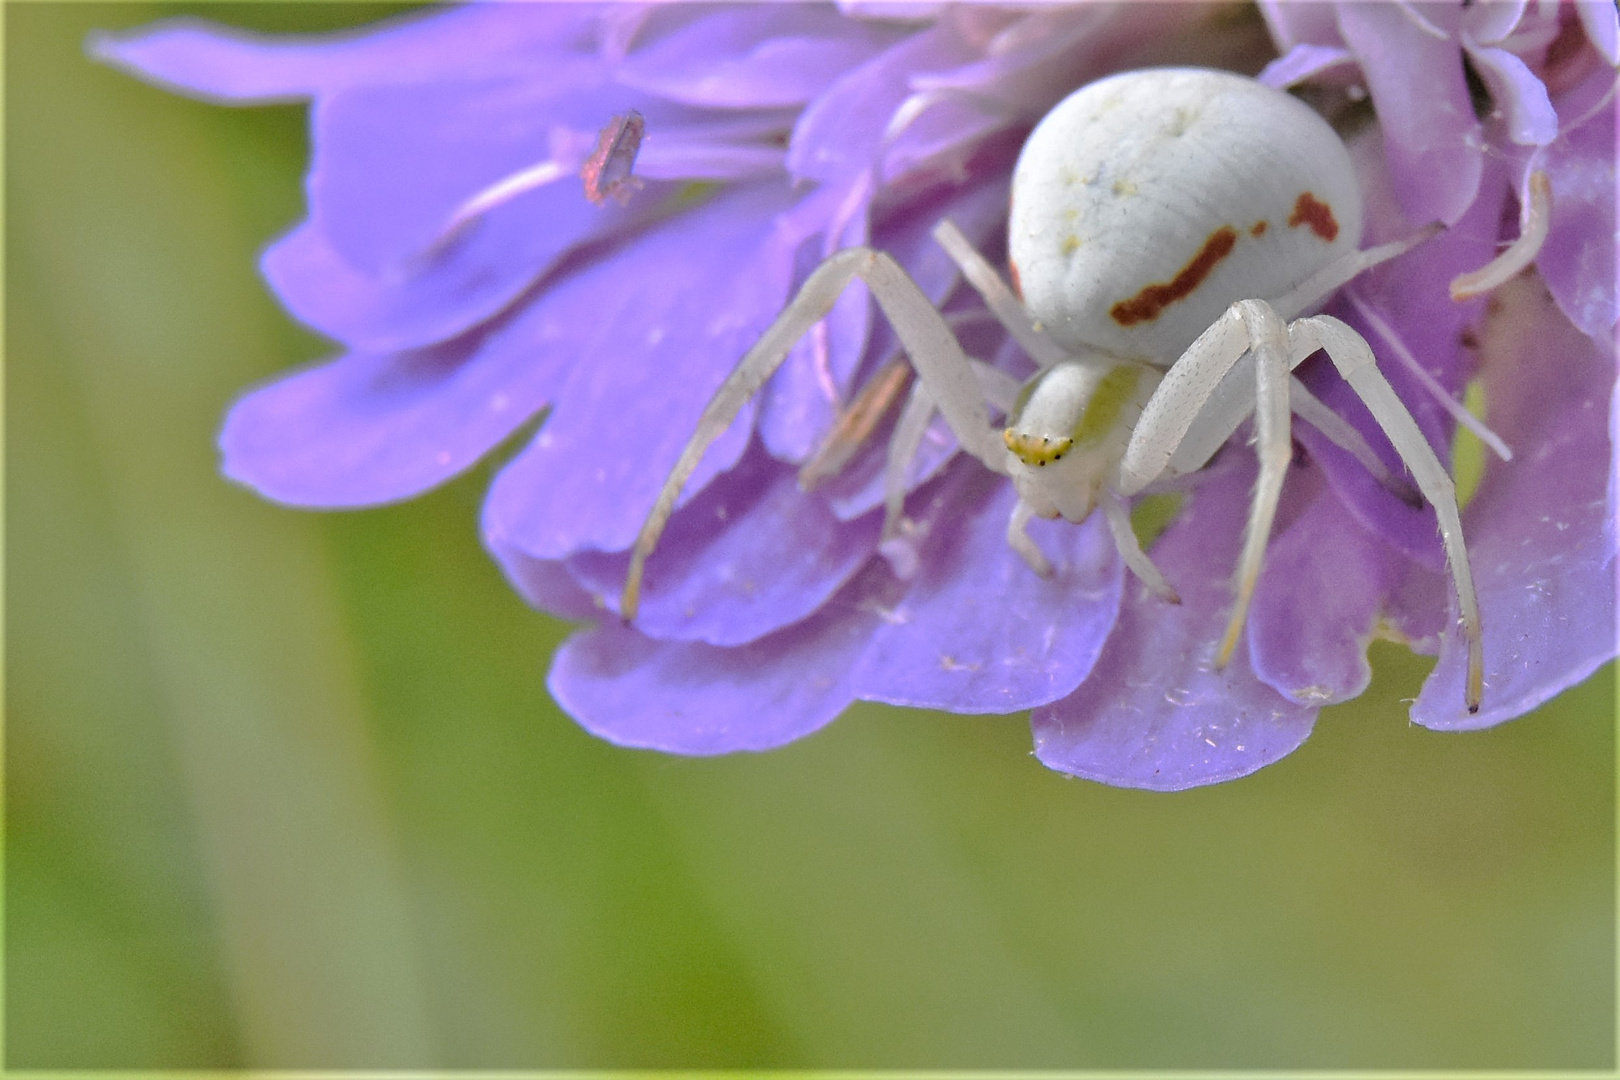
1288 192 1338 241
1110 226 1238 326
1250 220 1268 237
1009 258 1023 300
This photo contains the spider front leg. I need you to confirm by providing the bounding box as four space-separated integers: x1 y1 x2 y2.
621 246 1007 620
1117 299 1296 670
1289 315 1484 713
1119 300 1485 714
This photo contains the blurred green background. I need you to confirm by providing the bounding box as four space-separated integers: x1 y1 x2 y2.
6 2 1615 1069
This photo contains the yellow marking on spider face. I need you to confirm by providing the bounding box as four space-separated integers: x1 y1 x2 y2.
1003 429 1074 467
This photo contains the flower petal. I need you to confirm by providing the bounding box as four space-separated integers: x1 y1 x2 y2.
260 184 672 359
549 459 1126 754
1464 0 1529 46
261 79 679 350
1248 469 1403 705
485 541 603 623
1336 2 1484 225
1032 461 1319 791
1382 559 1449 655
1537 68 1618 340
1412 276 1617 729
788 18 978 185
849 464 1124 712
897 8 1095 119
235 150 801 505
634 128 790 183
307 76 679 274
481 183 799 563
1258 1 1343 51
1576 0 1620 66
219 316 564 508
616 4 902 108
549 605 865 755
563 440 880 646
874 7 1198 187
1463 41 1559 146
268 96 798 352
1257 42 1356 89
87 7 596 103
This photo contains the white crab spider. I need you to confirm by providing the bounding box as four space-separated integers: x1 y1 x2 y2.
623 67 1485 713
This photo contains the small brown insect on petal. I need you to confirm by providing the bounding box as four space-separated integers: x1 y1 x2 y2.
581 110 646 206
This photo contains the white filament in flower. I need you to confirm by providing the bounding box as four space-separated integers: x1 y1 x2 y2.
1449 169 1552 301
1347 289 1513 461
448 161 566 227
421 158 571 260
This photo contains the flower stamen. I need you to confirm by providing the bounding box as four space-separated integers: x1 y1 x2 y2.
1347 290 1513 462
798 355 912 490
422 158 570 259
1449 169 1552 301
580 110 646 205
420 111 647 261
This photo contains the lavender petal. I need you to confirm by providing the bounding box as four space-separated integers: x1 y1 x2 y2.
1537 69 1618 341
481 184 799 563
788 19 977 185
850 464 1124 712
1413 277 1618 729
1257 1 1342 51
1336 3 1483 225
1248 471 1402 705
268 91 799 353
1576 0 1620 66
307 78 722 274
549 609 864 755
1258 42 1356 89
86 7 594 103
1032 462 1318 791
616 4 902 108
550 459 1127 754
219 316 564 508
1462 0 1529 46
485 540 603 623
1463 41 1559 146
563 441 880 646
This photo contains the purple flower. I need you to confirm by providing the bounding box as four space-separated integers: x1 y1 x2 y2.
93 3 1617 790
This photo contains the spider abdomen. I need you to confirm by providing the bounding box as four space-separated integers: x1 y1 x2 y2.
1008 67 1363 363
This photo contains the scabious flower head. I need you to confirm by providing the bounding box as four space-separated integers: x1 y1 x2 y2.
94 2 1617 790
